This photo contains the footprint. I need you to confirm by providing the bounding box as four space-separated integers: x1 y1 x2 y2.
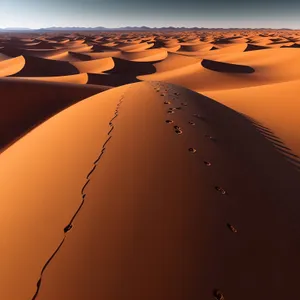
174 92 180 96
215 186 228 195
161 93 166 97
204 161 212 166
165 120 174 124
167 110 175 114
64 224 73 233
188 121 195 126
188 148 196 153
227 223 238 233
213 289 225 300
175 129 183 135
175 107 182 110
181 102 188 106
164 101 171 104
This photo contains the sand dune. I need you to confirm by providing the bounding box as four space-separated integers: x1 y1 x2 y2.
71 57 115 73
1 82 298 300
1 30 300 300
120 48 168 62
0 55 25 76
0 77 108 152
12 55 79 77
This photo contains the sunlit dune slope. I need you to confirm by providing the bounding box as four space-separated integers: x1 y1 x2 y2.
1 82 298 300
0 77 109 151
71 57 115 73
0 55 25 76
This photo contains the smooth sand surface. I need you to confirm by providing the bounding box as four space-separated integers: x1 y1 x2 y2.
1 31 300 299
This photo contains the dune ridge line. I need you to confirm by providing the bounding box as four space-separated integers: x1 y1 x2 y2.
30 91 126 300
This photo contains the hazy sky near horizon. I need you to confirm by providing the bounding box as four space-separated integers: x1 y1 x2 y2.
1 0 299 29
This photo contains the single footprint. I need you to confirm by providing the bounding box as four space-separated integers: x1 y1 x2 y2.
188 121 195 126
174 125 181 130
181 102 188 106
167 110 175 114
174 92 180 96
165 120 174 124
64 224 73 233
161 93 166 97
213 289 225 300
175 107 182 110
175 129 183 135
188 148 196 153
227 223 238 233
215 186 228 195
204 161 212 166
164 101 171 104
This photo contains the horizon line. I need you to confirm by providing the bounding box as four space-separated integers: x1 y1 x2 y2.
0 26 299 31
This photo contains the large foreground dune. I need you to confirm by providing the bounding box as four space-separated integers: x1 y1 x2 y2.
0 30 300 300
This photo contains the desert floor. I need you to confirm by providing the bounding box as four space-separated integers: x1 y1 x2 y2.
0 30 300 300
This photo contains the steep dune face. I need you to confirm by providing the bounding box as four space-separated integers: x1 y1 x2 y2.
1 82 298 300
0 77 108 152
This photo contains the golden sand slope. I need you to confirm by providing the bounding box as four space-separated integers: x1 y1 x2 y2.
1 82 299 300
0 55 25 76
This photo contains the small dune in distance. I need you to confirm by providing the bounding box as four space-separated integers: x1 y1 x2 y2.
0 29 300 300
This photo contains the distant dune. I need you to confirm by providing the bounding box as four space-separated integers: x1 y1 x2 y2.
0 30 300 300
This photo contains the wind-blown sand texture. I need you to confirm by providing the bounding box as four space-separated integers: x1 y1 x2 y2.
0 30 300 300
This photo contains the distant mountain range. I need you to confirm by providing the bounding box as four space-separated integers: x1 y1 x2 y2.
0 26 295 32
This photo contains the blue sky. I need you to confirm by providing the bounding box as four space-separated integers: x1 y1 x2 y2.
1 0 299 29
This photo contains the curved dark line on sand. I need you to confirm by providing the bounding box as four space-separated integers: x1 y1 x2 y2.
31 94 126 300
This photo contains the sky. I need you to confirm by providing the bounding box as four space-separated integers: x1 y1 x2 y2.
0 0 299 29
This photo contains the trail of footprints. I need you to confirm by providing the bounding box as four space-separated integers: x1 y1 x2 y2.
153 82 239 300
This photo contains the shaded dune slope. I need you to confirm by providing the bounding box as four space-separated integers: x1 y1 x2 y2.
201 59 255 73
11 55 79 77
0 78 108 152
